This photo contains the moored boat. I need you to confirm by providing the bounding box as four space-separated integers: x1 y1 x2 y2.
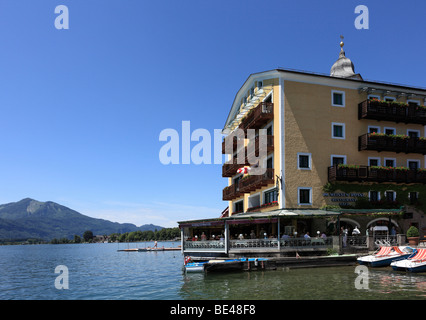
391 248 426 273
357 246 413 267
183 257 269 273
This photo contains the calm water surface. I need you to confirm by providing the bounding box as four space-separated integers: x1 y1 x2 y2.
0 242 425 300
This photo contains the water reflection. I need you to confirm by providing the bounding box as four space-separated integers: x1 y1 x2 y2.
180 266 426 300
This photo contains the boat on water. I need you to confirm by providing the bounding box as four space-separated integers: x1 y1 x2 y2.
357 246 413 267
391 248 426 273
184 257 268 273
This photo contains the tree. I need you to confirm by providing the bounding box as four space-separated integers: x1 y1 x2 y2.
73 235 81 243
83 230 93 242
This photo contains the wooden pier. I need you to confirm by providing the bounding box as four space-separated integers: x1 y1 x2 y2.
118 247 181 252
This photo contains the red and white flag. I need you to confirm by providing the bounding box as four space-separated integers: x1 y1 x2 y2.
237 167 251 174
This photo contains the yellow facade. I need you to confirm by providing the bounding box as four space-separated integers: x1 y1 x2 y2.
223 69 426 216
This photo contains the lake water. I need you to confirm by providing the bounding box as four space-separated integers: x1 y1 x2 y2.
0 242 425 300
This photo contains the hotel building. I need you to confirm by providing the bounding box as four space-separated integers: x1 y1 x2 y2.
179 41 426 257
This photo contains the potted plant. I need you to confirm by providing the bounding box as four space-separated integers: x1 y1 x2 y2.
406 226 420 246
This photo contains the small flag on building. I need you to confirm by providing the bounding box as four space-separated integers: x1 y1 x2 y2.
237 167 251 174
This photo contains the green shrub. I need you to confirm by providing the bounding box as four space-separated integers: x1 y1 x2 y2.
406 226 419 238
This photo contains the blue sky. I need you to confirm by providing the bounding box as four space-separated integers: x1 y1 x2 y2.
0 0 424 228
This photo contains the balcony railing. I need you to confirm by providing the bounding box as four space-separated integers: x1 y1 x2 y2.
240 102 274 131
246 135 274 159
359 133 426 155
222 136 245 154
328 165 426 184
239 168 274 193
222 182 242 201
358 99 426 125
222 158 246 177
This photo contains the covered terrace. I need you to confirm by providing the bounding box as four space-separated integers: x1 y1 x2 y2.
178 209 342 257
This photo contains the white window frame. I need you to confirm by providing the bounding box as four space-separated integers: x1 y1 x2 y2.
384 96 396 102
297 152 312 170
330 155 347 166
368 94 381 100
368 157 381 167
384 127 396 135
331 122 345 139
407 99 420 106
384 158 396 167
263 186 278 205
368 190 381 201
248 192 261 209
233 199 244 213
409 191 419 201
331 90 345 107
298 187 312 206
385 190 396 202
407 129 420 137
407 159 421 169
368 126 380 134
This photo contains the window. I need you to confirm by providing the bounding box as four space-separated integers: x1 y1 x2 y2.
257 81 263 89
332 90 345 107
407 130 420 138
409 192 418 204
248 194 260 209
368 126 380 134
331 155 346 166
264 188 278 204
408 100 420 106
332 123 345 139
298 153 312 170
298 187 312 205
384 158 396 167
368 95 380 100
385 191 396 202
408 160 420 170
368 157 380 167
369 191 380 202
384 127 395 135
266 156 273 169
384 96 396 102
234 200 244 213
233 175 242 192
266 125 273 136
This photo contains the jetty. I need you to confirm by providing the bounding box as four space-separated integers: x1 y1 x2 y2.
118 246 181 252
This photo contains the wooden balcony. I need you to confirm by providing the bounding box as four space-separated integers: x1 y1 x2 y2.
240 102 274 131
359 133 426 155
222 136 245 154
222 183 242 201
239 168 275 193
222 157 247 177
328 165 426 184
358 99 426 125
246 135 274 159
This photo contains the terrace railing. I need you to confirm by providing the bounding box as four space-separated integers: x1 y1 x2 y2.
359 133 426 155
359 100 426 125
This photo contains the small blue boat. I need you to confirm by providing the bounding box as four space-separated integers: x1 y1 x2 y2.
184 257 268 273
357 246 413 267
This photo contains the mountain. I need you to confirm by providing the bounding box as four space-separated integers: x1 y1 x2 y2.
0 198 164 241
